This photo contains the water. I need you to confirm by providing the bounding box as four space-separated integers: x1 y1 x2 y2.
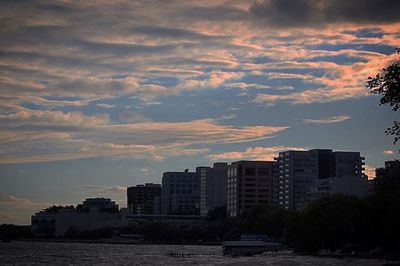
0 241 391 265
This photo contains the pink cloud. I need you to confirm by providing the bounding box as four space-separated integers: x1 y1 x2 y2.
364 164 376 179
383 150 395 155
304 115 351 124
206 146 305 161
0 108 288 163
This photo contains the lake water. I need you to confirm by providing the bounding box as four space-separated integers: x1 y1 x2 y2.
0 241 392 265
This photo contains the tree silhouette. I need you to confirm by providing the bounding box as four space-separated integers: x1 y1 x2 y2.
367 48 400 144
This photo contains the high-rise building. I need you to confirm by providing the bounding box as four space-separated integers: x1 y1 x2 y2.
276 149 365 209
161 169 200 215
199 162 228 216
226 161 277 217
127 183 161 215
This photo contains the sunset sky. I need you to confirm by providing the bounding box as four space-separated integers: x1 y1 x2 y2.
1 0 399 224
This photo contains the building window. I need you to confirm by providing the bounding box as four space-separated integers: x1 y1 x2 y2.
258 167 269 176
245 167 256 176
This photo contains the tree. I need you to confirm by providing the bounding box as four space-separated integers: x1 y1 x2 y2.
207 205 226 221
367 48 400 144
292 195 366 252
244 204 286 238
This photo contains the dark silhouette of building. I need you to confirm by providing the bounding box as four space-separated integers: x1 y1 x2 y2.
127 183 161 215
32 198 125 237
276 149 365 209
77 198 119 213
376 160 400 179
226 161 277 217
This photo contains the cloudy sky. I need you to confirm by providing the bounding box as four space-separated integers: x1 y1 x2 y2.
1 0 399 224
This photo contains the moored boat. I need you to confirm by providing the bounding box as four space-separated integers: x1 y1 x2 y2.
222 240 282 256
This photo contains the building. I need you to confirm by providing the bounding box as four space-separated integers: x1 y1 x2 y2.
127 183 161 215
332 151 365 178
161 169 200 215
32 199 126 237
199 162 228 216
376 160 400 179
368 178 377 192
305 176 369 204
76 198 119 213
226 161 277 217
276 149 365 209
374 160 400 192
31 196 206 237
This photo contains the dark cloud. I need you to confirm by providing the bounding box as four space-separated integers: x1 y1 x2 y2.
134 25 229 41
342 28 385 39
35 3 74 13
180 5 249 21
78 40 176 56
300 54 368 65
118 110 149 123
307 43 397 55
249 0 400 27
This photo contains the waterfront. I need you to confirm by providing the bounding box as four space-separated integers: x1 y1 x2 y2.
0 241 393 265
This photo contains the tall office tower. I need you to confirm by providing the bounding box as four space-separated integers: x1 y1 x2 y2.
277 149 365 209
161 169 200 215
226 161 277 217
127 183 161 215
199 162 228 216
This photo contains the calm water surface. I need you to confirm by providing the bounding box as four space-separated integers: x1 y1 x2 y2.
0 241 392 265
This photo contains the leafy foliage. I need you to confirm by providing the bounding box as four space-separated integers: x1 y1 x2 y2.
367 48 400 143
207 205 227 221
243 204 285 238
291 195 367 252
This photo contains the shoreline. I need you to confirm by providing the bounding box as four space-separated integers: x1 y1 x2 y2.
12 238 222 246
6 239 400 261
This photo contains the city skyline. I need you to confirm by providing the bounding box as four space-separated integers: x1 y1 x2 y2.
1 0 400 224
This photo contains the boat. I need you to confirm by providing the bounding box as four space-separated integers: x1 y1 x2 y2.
222 234 283 256
222 240 282 256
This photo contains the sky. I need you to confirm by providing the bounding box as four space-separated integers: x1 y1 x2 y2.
0 0 399 224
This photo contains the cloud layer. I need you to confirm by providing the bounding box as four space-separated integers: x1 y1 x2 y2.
0 104 288 163
0 0 398 165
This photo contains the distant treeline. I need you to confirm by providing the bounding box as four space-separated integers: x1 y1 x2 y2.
0 224 31 241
